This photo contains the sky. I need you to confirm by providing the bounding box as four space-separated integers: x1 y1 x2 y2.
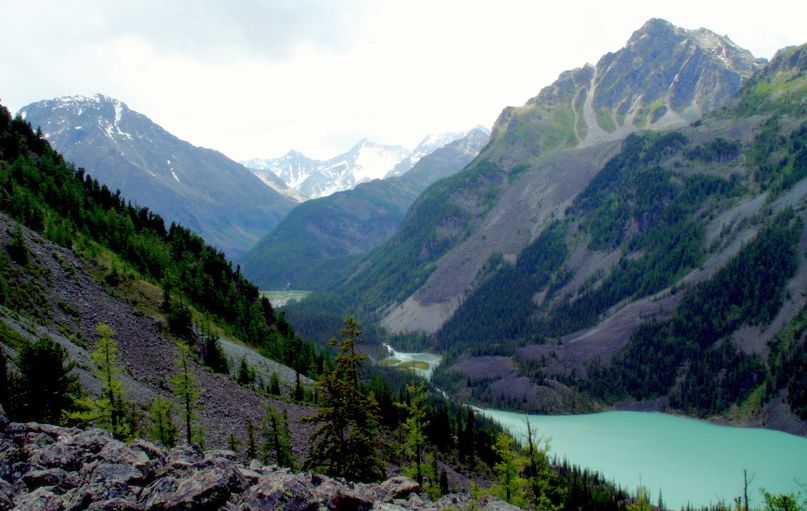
1 0 805 161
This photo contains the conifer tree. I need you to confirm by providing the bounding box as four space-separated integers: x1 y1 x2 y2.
269 372 280 395
260 404 294 468
395 382 429 486
245 419 257 461
237 356 255 385
524 418 563 510
227 433 241 453
0 349 8 412
170 343 203 445
94 324 128 437
14 337 80 423
70 324 129 438
493 432 525 506
304 317 385 482
148 395 178 447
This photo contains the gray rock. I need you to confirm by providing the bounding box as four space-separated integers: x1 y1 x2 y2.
2 423 515 511
21 468 75 492
145 466 235 511
11 486 64 511
0 405 7 431
28 443 84 473
369 476 420 502
86 499 144 511
238 472 318 511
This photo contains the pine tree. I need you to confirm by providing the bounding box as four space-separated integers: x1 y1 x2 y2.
202 330 229 374
69 324 129 438
395 382 429 486
6 223 29 266
245 419 257 461
170 343 203 445
493 433 525 506
147 395 178 447
14 337 80 423
260 404 294 468
95 324 128 436
0 348 8 412
269 372 280 395
460 408 476 468
227 433 241 453
524 418 563 511
304 317 385 482
237 356 255 385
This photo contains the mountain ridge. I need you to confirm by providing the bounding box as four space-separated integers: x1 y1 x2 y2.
243 129 487 200
18 94 296 258
239 128 490 290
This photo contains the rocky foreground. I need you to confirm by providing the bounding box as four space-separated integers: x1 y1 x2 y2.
0 412 517 511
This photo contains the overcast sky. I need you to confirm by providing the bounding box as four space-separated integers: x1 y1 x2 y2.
1 0 805 161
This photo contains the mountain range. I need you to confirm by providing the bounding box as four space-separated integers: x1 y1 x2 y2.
243 132 474 200
283 20 807 433
18 95 296 258
239 128 490 290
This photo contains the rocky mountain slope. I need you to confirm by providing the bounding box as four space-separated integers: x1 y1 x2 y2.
18 95 296 258
0 213 315 451
243 139 411 199
239 128 489 290
286 22 807 432
326 18 761 336
0 419 518 511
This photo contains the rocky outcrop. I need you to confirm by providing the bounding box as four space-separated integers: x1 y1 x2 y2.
0 421 518 511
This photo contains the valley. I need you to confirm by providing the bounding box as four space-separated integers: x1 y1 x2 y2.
2 11 807 511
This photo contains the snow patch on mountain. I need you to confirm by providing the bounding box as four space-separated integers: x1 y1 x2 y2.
244 128 489 200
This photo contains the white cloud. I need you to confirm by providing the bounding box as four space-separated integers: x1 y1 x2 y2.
1 0 805 161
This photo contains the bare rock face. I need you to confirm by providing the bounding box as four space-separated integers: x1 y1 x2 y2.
0 421 512 510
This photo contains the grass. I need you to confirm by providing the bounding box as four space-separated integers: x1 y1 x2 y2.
398 360 430 370
596 107 617 133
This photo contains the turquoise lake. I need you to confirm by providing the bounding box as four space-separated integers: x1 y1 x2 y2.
477 408 807 509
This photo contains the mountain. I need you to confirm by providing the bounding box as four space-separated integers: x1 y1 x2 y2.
327 18 762 334
0 101 324 450
385 130 472 178
239 128 489 290
284 22 807 432
0 103 637 509
243 140 410 199
18 94 296 258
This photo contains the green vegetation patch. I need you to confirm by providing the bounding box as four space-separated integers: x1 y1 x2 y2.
586 211 802 415
596 107 616 133
398 360 430 370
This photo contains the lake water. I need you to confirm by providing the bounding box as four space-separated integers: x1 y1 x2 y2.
261 290 311 307
477 408 807 510
380 344 442 379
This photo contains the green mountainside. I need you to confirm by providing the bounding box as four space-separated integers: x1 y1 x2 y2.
286 25 807 433
428 42 807 431
239 128 488 291
18 95 297 258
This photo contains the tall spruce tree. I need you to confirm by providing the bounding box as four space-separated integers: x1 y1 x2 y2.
260 404 294 468
396 382 430 486
14 337 80 423
304 317 385 482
